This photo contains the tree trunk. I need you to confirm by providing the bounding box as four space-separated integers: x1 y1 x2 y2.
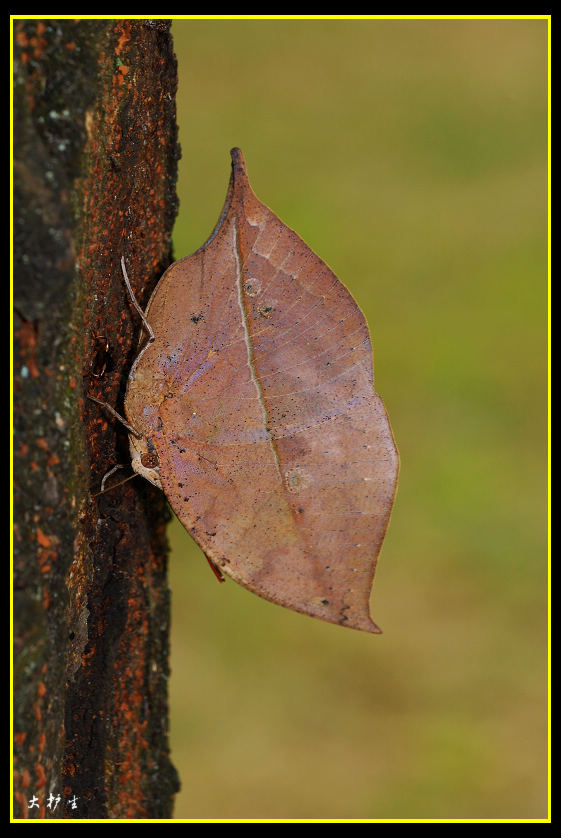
13 18 180 819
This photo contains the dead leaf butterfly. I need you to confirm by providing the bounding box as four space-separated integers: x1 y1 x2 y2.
97 148 399 633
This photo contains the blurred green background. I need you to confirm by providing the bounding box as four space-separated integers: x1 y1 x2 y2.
167 18 548 820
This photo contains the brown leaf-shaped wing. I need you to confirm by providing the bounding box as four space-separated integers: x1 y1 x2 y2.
125 148 399 633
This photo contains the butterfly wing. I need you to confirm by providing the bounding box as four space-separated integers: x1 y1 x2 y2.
125 149 399 632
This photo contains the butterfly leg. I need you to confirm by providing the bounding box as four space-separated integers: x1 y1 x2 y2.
87 394 142 439
120 256 155 342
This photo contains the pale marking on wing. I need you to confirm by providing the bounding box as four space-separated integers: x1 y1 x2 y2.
254 248 293 298
251 220 282 259
244 214 266 231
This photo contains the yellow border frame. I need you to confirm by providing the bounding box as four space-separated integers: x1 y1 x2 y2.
10 13 551 825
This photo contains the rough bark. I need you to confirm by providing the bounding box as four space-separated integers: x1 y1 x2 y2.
13 19 180 819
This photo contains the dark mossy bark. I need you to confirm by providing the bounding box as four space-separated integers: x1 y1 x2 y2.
13 19 180 819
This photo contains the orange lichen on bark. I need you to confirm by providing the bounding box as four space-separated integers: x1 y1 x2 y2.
36 528 52 548
14 732 27 747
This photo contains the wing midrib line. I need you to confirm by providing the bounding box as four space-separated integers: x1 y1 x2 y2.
233 215 284 484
